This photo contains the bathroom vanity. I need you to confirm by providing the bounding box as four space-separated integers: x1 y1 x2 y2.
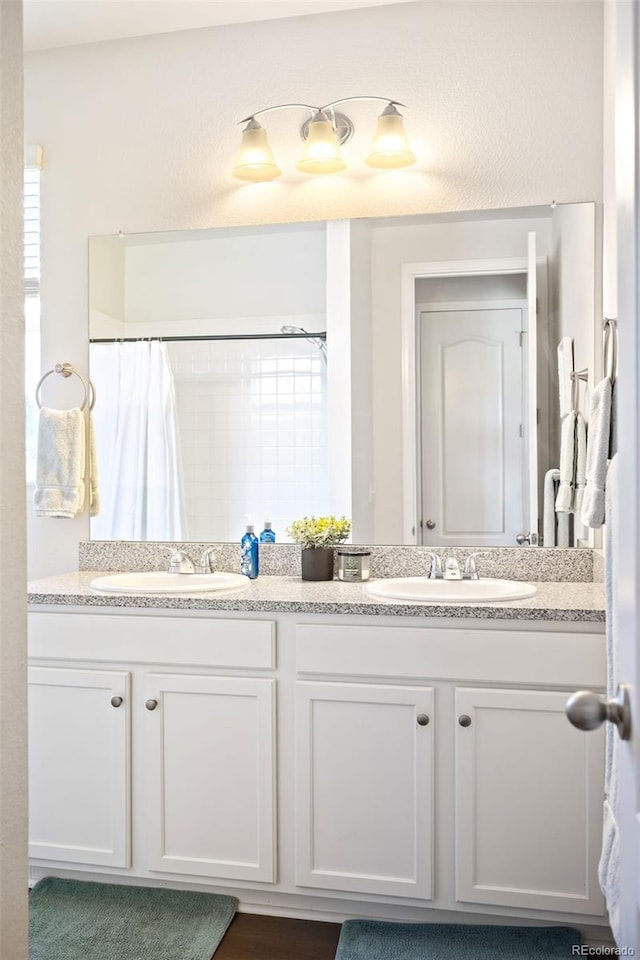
27 564 607 932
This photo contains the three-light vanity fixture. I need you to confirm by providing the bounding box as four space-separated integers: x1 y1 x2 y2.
232 96 416 182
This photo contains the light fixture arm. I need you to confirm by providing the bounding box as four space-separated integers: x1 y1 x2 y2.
319 96 407 111
237 97 407 127
238 104 318 125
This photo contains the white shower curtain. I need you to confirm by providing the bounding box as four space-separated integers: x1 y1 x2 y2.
90 340 186 540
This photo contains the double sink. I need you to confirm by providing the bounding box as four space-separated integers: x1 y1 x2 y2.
90 571 536 603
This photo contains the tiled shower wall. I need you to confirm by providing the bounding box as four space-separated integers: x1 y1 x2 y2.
168 337 328 542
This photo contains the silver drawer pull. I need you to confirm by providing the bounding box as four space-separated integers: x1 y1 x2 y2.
145 699 159 712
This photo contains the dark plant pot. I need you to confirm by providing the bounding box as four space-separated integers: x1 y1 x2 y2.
301 547 335 581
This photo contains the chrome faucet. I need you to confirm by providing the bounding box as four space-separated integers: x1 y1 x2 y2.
166 547 217 575
427 552 480 581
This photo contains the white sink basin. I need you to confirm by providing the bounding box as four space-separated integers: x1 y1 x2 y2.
90 571 250 595
364 577 537 603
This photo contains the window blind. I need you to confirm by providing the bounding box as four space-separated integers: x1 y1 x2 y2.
24 164 40 297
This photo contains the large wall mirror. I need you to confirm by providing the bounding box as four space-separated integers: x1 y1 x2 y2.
88 203 597 547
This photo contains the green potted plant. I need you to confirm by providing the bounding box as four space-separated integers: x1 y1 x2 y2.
286 515 352 581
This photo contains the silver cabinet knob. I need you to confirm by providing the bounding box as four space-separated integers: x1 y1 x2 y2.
425 520 436 530
566 685 631 741
110 696 123 708
417 714 430 726
458 714 472 728
145 698 159 711
516 534 530 545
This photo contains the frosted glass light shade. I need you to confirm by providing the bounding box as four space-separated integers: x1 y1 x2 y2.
366 103 417 169
232 120 281 182
297 112 346 175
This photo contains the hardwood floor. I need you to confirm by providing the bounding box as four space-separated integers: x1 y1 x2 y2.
215 913 341 960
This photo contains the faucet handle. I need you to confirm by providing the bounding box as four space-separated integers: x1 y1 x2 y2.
197 547 217 574
463 553 480 580
167 549 196 574
427 553 442 580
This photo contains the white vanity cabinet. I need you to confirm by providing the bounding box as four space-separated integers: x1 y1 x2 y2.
28 611 277 886
294 620 606 918
454 687 604 915
28 606 607 930
28 665 131 868
295 680 434 899
144 672 275 883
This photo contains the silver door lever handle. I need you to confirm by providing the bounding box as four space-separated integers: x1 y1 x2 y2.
565 684 631 741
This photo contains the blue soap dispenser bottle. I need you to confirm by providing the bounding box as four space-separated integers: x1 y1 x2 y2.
259 516 276 543
241 515 259 579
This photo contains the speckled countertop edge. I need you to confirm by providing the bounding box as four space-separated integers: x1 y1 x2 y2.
28 572 606 623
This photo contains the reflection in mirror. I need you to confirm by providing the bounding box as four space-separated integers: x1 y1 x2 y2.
90 224 329 542
89 205 597 547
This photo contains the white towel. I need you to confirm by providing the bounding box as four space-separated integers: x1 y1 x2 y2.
543 468 570 547
599 454 621 944
574 412 587 513
555 412 587 514
581 377 613 528
89 411 100 517
33 407 86 518
557 337 574 418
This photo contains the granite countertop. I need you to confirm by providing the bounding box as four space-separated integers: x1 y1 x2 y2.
27 571 606 623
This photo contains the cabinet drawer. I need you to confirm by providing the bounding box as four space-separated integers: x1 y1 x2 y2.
29 613 275 669
296 623 605 686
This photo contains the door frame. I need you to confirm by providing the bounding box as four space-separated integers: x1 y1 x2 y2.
416 298 529 546
401 257 546 544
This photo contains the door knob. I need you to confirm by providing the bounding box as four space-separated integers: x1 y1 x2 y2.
565 684 631 741
110 696 123 708
145 698 159 711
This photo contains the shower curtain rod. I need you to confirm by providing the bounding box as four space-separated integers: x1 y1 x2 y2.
89 331 327 344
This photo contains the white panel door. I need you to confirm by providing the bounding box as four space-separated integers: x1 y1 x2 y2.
455 687 605 914
28 666 131 867
295 681 434 899
144 674 275 883
420 305 525 546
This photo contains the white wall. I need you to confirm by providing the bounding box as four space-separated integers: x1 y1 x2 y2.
123 225 326 327
370 214 553 542
0 2 28 955
24 0 603 575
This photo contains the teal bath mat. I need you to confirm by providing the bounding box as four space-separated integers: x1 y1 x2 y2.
29 877 237 960
335 921 582 960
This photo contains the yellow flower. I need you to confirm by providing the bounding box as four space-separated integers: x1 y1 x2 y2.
286 515 352 548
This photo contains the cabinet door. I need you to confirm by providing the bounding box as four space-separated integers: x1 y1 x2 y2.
144 674 275 883
29 666 130 867
455 687 605 914
295 681 434 899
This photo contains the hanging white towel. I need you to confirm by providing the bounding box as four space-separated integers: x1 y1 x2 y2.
33 407 86 518
599 454 621 944
581 377 613 528
574 412 587 514
89 411 100 518
556 412 587 514
543 468 570 547
557 337 574 419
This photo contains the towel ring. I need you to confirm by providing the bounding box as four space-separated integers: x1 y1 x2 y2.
603 317 617 383
35 362 96 412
